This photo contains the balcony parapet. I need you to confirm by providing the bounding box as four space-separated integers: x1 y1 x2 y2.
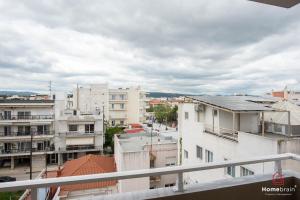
0 115 54 121
0 153 299 200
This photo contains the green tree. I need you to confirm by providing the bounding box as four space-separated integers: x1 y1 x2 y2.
104 126 123 153
153 105 171 124
167 105 178 124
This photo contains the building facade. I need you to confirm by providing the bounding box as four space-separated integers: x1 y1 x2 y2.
114 132 178 192
178 96 300 185
0 100 55 170
72 84 149 127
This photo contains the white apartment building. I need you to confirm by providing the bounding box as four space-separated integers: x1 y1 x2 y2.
72 84 148 127
114 132 178 192
0 99 55 170
178 96 300 185
54 92 104 165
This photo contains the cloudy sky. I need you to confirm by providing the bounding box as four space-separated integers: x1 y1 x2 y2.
0 0 300 94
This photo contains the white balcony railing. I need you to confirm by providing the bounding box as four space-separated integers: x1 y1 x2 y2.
0 153 299 200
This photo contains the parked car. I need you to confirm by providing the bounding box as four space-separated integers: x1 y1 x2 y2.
0 176 16 182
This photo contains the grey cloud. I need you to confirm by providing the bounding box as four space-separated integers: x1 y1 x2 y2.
0 0 300 94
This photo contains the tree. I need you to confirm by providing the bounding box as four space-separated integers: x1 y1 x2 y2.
153 105 171 124
167 105 178 125
104 126 123 153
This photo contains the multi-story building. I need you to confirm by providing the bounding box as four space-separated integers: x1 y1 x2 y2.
178 96 300 185
72 84 149 127
109 87 148 126
0 99 55 170
54 92 104 165
114 132 178 192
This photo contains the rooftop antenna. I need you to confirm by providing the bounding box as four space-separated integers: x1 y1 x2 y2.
49 81 52 99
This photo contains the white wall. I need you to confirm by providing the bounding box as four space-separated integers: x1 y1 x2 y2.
179 102 280 185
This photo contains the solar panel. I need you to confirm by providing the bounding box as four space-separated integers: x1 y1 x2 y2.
187 96 275 111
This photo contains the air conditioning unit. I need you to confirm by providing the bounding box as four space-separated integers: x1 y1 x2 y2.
194 104 204 112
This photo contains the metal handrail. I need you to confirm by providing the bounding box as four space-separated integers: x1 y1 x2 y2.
0 131 54 137
0 115 54 120
0 153 299 199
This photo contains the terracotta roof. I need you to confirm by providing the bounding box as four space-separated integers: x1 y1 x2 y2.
129 123 143 128
54 155 116 193
125 128 144 134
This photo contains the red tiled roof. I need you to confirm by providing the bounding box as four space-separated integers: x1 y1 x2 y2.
272 91 284 98
129 123 143 128
125 128 144 134
50 155 116 194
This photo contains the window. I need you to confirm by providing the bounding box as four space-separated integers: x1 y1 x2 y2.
37 125 49 134
166 156 176 166
240 167 254 177
111 104 115 109
111 95 116 100
85 124 94 133
196 145 203 159
18 111 31 119
4 126 11 136
213 109 218 116
111 120 115 126
184 112 189 120
226 166 235 177
120 103 125 109
3 111 11 120
69 125 78 132
120 94 125 100
205 150 213 162
120 120 124 125
184 150 189 159
165 183 175 187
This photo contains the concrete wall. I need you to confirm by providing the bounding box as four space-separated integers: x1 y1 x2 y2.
240 113 259 133
179 103 279 185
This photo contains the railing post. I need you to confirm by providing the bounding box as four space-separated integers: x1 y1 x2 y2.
275 160 282 174
31 188 38 200
176 172 184 192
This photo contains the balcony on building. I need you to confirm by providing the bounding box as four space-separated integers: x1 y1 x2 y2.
186 96 296 142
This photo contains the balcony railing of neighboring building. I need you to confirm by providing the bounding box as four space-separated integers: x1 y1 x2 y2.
60 131 103 137
0 131 54 137
0 153 299 200
204 124 238 141
0 115 54 120
1 146 55 154
65 145 99 151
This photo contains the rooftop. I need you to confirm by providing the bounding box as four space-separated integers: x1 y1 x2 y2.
55 155 116 192
117 132 177 152
186 96 277 112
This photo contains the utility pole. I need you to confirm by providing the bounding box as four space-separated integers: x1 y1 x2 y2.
49 81 52 99
30 131 33 180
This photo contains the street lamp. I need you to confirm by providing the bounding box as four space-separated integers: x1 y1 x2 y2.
249 0 300 8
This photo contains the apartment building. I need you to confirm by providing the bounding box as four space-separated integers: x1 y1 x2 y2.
0 99 55 170
72 84 149 127
178 96 300 185
54 93 104 165
114 132 178 192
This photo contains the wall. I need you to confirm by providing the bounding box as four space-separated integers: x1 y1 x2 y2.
179 102 279 185
240 113 259 133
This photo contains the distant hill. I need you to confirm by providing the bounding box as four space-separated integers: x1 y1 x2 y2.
0 91 37 96
148 92 197 98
